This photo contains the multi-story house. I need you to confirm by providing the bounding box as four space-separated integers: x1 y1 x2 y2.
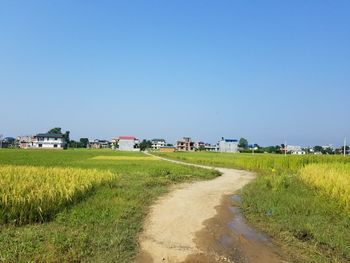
16 136 34 149
151 139 166 150
32 133 66 149
88 139 111 149
218 137 238 153
112 136 140 151
176 137 195 151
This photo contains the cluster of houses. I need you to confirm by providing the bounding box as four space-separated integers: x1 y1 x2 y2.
3 132 239 152
105 136 238 153
283 145 338 155
2 132 348 155
16 133 66 149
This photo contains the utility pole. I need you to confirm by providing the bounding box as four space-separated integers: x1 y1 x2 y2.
344 137 347 157
285 141 287 156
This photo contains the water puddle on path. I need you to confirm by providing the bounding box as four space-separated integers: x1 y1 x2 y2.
183 195 287 263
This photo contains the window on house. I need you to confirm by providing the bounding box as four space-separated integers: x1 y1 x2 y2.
39 144 42 147
54 144 57 148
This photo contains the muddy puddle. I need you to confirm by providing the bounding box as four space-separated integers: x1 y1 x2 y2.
183 195 287 263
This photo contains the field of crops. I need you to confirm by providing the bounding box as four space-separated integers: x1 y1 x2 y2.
2 149 349 263
155 151 350 263
0 165 117 224
300 163 350 208
155 151 350 174
0 149 218 262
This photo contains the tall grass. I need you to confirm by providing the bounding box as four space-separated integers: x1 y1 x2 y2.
0 165 117 224
300 163 350 209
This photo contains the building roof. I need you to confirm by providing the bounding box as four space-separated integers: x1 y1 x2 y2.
223 139 238 142
35 133 63 138
119 136 137 140
3 137 15 142
91 139 110 143
152 138 165 142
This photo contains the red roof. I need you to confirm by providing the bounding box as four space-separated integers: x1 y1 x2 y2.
118 136 136 140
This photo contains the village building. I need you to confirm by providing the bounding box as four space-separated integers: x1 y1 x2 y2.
195 141 205 149
112 136 140 151
151 139 166 150
176 137 195 151
32 133 66 149
219 137 238 153
88 139 111 149
16 136 34 149
286 145 306 155
195 141 219 151
205 143 219 152
291 150 306 155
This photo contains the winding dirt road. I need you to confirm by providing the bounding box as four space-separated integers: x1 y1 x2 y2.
136 153 256 263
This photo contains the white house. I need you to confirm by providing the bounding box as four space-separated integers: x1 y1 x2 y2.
287 145 306 155
219 137 239 153
195 141 219 151
32 133 66 149
151 139 166 150
113 136 140 151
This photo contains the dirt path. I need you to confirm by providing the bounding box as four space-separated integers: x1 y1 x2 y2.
136 153 256 263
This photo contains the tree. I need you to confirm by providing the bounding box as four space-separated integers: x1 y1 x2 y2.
69 140 86 148
275 145 282 154
63 131 70 144
47 127 70 147
47 127 62 134
198 145 206 151
238 138 248 149
80 138 89 148
313 146 323 153
139 140 152 151
263 146 276 153
323 147 334 155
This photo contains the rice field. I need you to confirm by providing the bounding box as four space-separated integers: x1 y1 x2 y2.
155 151 350 174
300 163 350 209
0 165 117 224
2 149 350 262
0 149 218 262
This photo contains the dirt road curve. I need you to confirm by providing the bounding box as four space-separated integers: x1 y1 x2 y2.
136 153 255 263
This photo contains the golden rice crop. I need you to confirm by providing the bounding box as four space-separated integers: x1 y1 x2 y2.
0 165 117 224
300 163 350 208
91 156 158 161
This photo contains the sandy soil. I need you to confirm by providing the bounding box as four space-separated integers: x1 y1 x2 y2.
136 154 255 263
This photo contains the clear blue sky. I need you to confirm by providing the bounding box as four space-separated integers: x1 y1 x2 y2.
1 1 349 146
